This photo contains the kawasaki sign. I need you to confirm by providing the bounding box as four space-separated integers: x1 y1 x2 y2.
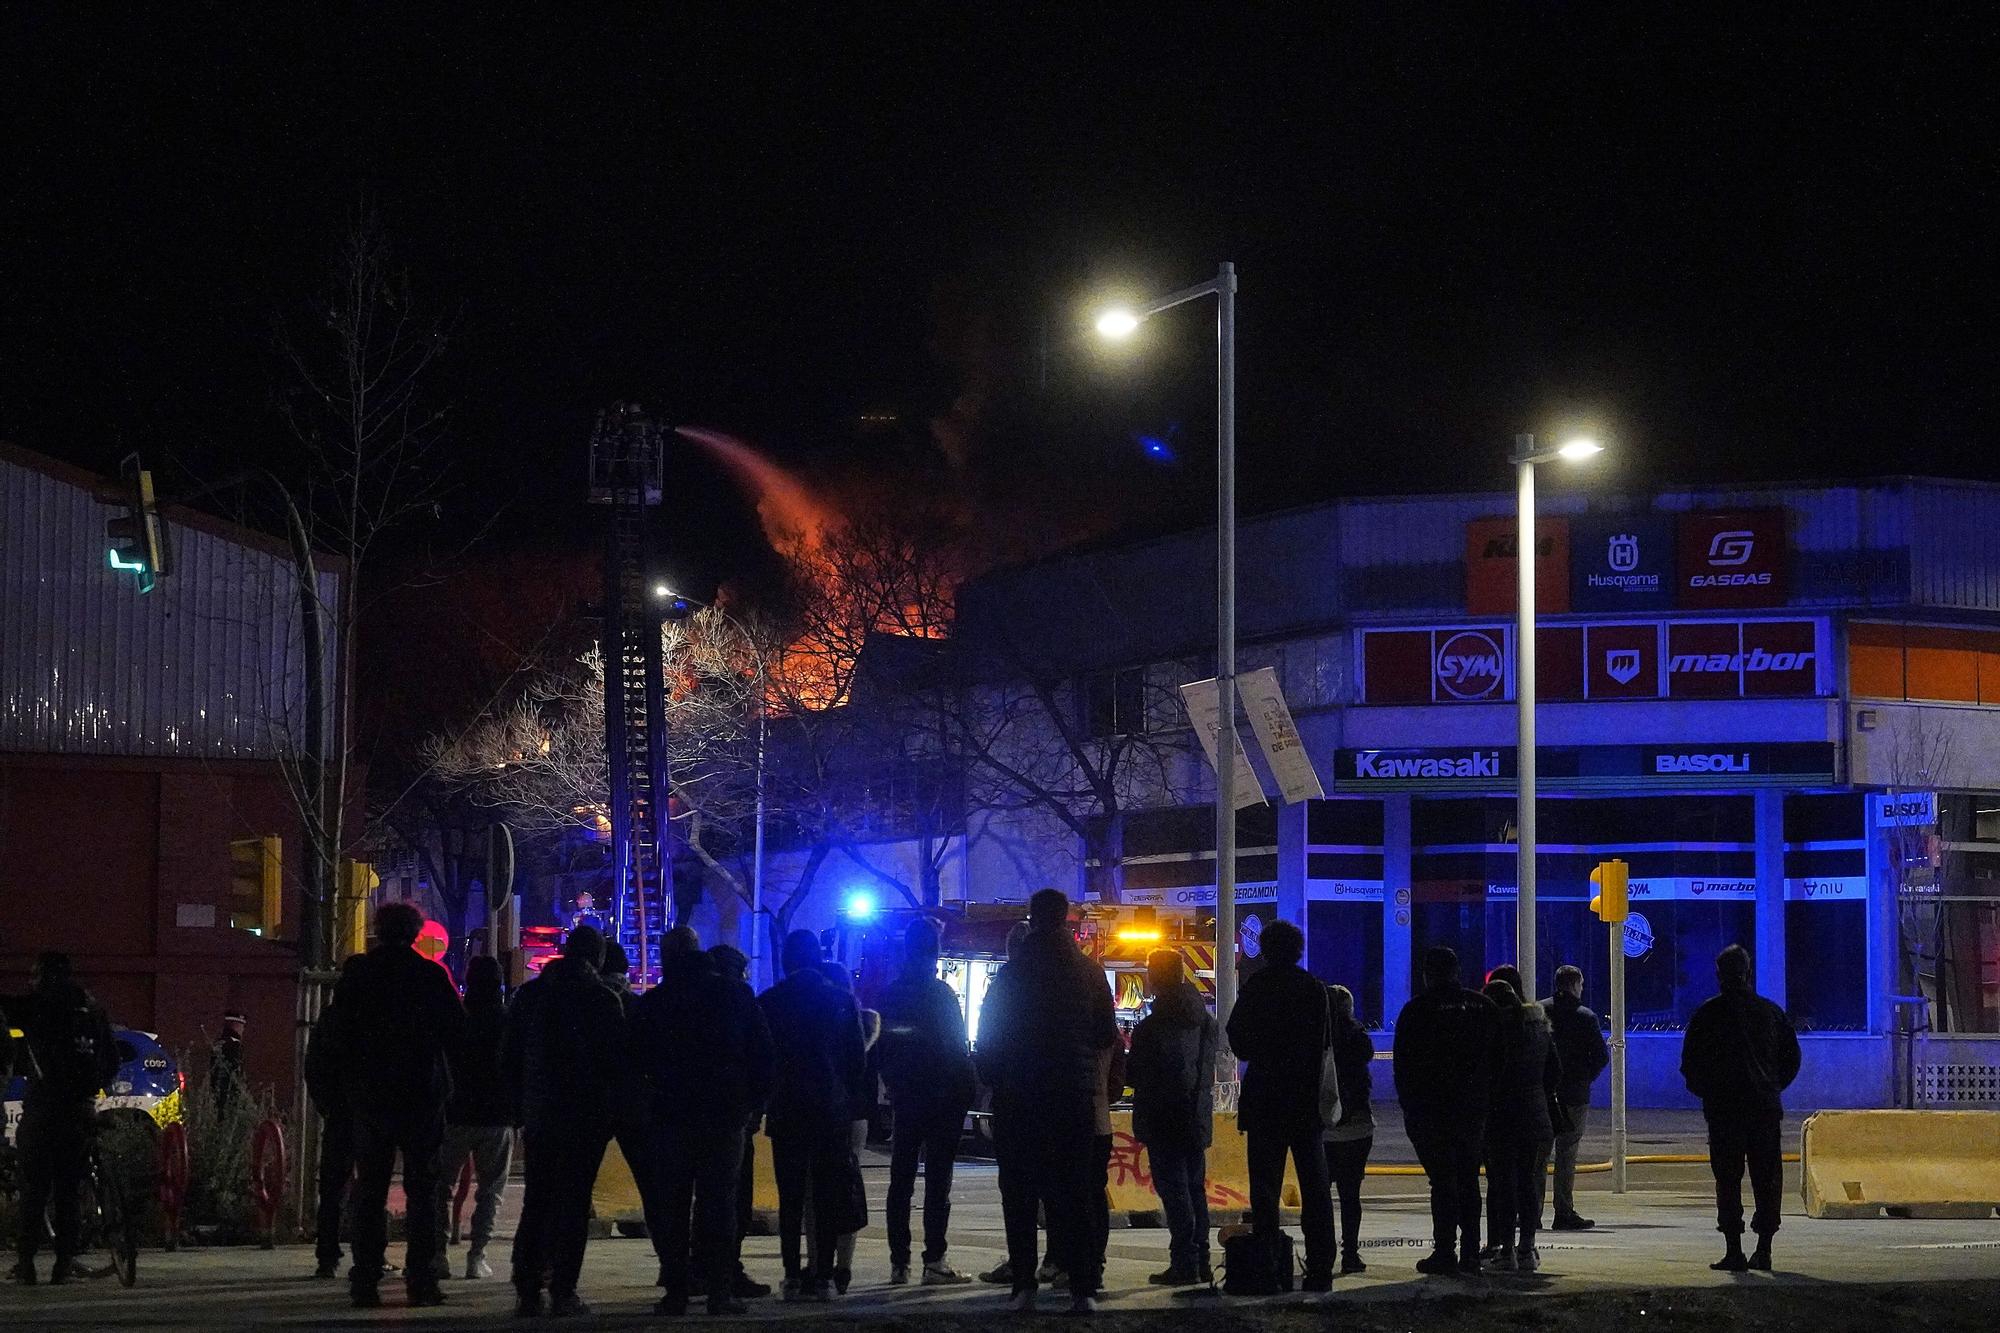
1334 742 1837 791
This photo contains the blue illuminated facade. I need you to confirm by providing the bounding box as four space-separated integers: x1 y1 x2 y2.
952 478 2000 1109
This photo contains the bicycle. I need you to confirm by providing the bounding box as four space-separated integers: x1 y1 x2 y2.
79 1136 140 1287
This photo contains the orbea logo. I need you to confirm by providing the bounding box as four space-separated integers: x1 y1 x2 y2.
1707 530 1756 566
1435 630 1505 700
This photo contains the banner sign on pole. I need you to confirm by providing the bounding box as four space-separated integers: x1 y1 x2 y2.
1237 666 1325 803
1179 678 1268 810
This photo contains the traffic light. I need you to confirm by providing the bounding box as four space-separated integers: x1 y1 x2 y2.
336 860 379 959
229 836 283 936
1590 858 1630 923
102 452 170 593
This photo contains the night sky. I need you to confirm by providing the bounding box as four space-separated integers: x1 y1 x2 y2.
5 7 1995 587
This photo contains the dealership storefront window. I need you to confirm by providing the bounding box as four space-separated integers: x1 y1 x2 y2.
1784 792 1869 1031
1409 795 1767 1026
1896 792 2000 1034
1306 798 1385 1025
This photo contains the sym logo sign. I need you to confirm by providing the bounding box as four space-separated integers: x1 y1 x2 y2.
1677 510 1787 608
1435 630 1507 700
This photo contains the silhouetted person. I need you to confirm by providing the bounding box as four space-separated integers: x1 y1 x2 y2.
502 923 624 1316
209 1010 247 1114
435 955 513 1281
759 929 866 1303
977 889 1118 1314
1227 917 1337 1291
1681 944 1801 1272
879 918 977 1287
695 942 770 1301
1127 949 1217 1287
10 952 117 1286
806 960 874 1294
1544 964 1608 1231
633 926 774 1316
596 940 669 1285
977 920 1035 1290
1394 945 1500 1277
1482 977 1560 1273
330 903 466 1308
1324 983 1376 1275
304 955 362 1280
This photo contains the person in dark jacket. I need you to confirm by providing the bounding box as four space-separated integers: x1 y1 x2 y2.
501 923 625 1316
209 1010 247 1114
1680 944 1801 1272
977 889 1118 1314
1543 964 1609 1231
1481 978 1561 1273
759 929 867 1303
11 952 119 1286
304 956 361 1280
1127 950 1217 1287
1394 945 1500 1277
879 918 977 1287
693 942 770 1302
1323 983 1376 1275
632 926 774 1316
1226 917 1337 1291
596 940 673 1288
331 903 467 1309
433 956 512 1281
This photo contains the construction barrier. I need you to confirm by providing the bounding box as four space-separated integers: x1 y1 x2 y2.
594 1134 782 1224
1801 1109 2000 1219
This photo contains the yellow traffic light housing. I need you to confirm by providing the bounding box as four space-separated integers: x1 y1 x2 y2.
336 860 380 960
1590 858 1630 923
102 452 169 593
229 836 283 936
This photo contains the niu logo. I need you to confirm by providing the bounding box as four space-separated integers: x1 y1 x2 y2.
1607 533 1639 572
1435 630 1505 700
1707 530 1756 566
1605 649 1642 684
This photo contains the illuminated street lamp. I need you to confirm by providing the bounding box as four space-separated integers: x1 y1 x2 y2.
1512 433 1604 995
1095 262 1240 1024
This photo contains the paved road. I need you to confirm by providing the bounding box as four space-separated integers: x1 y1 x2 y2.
5 1120 1997 1329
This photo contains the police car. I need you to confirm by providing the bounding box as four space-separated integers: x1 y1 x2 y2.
3 1025 184 1145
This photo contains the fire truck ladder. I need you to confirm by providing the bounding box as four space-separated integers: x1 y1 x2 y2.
589 404 670 984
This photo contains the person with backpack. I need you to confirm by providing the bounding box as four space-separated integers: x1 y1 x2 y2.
501 923 625 1316
10 952 118 1286
631 926 774 1317
759 930 867 1303
1323 983 1376 1276
1543 964 1609 1231
1127 950 1218 1287
330 903 467 1309
1480 976 1561 1273
977 890 1119 1314
1680 944 1802 1273
1394 945 1500 1278
434 955 513 1281
1226 918 1337 1293
878 919 978 1287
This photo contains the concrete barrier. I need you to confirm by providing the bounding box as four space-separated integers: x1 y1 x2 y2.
1801 1109 2000 1219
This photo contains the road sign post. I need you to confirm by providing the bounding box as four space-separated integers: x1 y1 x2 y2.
1591 858 1631 1193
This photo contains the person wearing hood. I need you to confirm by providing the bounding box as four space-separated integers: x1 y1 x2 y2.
632 926 774 1316
878 918 977 1287
1127 950 1218 1287
1681 944 1801 1273
10 951 118 1286
1393 945 1500 1277
1323 983 1377 1275
1543 965 1609 1231
331 903 467 1309
1480 976 1562 1273
976 889 1118 1314
806 959 876 1295
1226 917 1337 1292
434 955 513 1282
501 923 625 1317
759 930 867 1303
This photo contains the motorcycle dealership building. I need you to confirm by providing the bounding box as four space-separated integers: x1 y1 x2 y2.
941 476 2000 1109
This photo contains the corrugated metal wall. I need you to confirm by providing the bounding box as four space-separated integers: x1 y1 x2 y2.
1 454 340 759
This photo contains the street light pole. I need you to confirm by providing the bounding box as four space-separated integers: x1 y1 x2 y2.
1509 433 1605 996
1514 435 1539 995
1097 261 1240 1024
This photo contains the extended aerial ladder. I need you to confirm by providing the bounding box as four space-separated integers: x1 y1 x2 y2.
587 403 672 983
